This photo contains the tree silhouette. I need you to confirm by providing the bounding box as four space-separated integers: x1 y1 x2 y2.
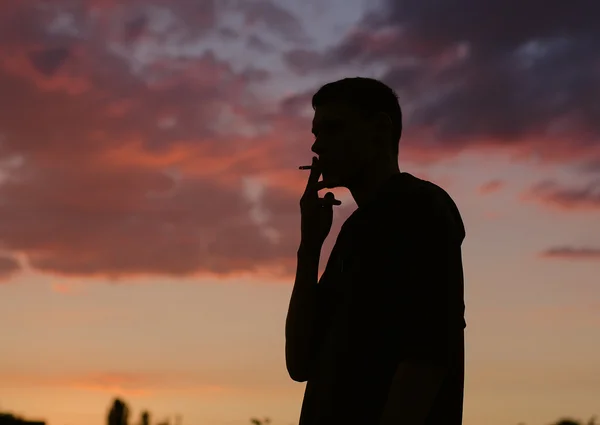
139 411 150 425
554 420 581 425
548 417 598 425
107 398 129 425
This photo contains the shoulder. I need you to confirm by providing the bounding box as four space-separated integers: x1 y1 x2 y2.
405 174 454 209
408 177 467 250
389 174 464 242
387 175 447 224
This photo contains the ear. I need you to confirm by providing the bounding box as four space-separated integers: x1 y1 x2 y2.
368 112 392 147
376 111 393 133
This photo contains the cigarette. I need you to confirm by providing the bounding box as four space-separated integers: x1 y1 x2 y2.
298 165 313 170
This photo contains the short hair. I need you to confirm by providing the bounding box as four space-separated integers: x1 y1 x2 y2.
311 77 403 158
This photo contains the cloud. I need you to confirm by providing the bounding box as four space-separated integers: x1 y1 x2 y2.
539 246 600 261
29 47 72 76
282 0 600 166
50 281 85 295
578 159 600 175
365 0 599 56
279 89 315 117
0 368 297 397
283 27 405 76
246 34 275 53
283 48 328 76
217 26 240 41
101 0 219 40
235 0 309 44
123 14 148 43
0 255 21 281
522 179 600 211
0 1 314 281
478 179 504 195
0 371 227 397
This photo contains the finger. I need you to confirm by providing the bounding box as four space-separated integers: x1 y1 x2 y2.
306 157 321 187
318 198 342 207
323 192 341 205
318 193 342 206
303 158 322 198
315 174 343 191
313 179 326 191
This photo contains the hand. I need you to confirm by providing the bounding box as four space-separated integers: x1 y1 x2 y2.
299 157 342 250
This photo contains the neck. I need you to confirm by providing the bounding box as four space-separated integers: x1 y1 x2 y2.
348 156 401 209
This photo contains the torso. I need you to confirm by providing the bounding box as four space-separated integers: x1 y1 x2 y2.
298 172 466 425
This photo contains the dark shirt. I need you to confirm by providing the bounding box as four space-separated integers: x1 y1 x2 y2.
298 172 466 425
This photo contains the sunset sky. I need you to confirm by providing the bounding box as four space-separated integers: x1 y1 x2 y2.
0 1 599 425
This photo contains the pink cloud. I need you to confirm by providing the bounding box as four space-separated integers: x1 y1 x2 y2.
0 365 300 398
483 211 503 220
0 371 228 397
50 281 85 295
0 0 505 284
478 179 504 195
0 2 318 282
539 246 600 261
0 255 21 281
521 179 600 211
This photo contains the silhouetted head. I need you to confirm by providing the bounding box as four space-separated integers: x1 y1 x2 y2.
311 77 402 189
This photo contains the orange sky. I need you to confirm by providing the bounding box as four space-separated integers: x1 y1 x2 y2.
0 1 599 425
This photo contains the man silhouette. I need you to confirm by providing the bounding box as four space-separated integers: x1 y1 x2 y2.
285 77 466 425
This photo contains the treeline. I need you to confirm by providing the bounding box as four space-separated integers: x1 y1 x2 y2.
0 414 44 425
108 396 597 425
107 398 179 425
1 399 597 425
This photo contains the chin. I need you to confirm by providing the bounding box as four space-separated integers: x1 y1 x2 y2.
323 164 349 188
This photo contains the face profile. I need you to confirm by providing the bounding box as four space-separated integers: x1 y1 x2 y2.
310 103 386 191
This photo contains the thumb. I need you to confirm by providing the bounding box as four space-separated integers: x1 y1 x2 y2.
322 191 342 206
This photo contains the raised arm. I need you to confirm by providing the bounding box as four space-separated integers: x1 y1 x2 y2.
284 243 321 382
286 156 340 382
